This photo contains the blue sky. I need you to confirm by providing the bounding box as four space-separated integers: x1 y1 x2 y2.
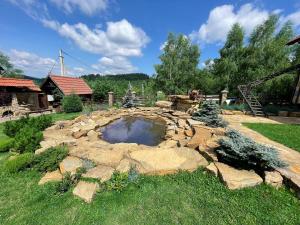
0 0 300 78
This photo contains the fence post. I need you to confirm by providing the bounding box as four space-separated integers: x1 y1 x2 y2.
220 89 228 105
108 91 114 107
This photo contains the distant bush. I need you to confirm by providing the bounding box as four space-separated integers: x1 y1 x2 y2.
222 103 248 112
13 126 43 153
0 138 14 152
192 101 228 128
3 115 52 137
31 146 68 172
4 153 34 173
62 94 83 113
216 130 287 171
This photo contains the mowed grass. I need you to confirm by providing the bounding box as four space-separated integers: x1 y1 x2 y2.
0 162 299 225
49 112 81 123
243 123 300 152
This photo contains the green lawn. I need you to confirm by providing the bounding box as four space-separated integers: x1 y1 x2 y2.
0 162 299 225
244 123 300 152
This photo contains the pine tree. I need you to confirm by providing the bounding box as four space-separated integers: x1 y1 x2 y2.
192 101 227 128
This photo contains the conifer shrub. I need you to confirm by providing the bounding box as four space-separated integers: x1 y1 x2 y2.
4 153 34 173
192 101 228 128
216 130 287 171
13 126 43 153
0 138 14 152
62 94 83 113
31 146 68 172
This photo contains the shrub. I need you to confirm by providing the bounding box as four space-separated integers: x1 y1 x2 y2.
0 138 14 152
216 130 287 171
62 94 83 113
31 146 68 172
56 168 86 194
4 153 34 173
13 126 43 153
192 101 228 128
3 115 52 137
104 166 140 192
4 116 30 137
156 91 166 101
222 103 248 112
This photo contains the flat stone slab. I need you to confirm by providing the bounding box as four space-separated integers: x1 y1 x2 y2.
73 181 99 203
187 126 213 149
215 162 263 190
129 147 208 175
59 156 83 175
38 169 62 185
83 165 115 182
264 171 283 188
205 163 218 177
187 119 205 127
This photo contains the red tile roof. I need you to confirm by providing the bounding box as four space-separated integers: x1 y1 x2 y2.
49 75 92 95
0 77 41 92
287 35 300 45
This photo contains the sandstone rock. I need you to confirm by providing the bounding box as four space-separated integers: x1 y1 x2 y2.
221 110 234 115
206 163 218 177
73 181 99 203
264 171 283 188
215 162 263 190
87 130 99 142
184 129 193 137
116 158 134 173
158 140 178 148
177 119 186 128
155 101 173 109
59 156 83 175
38 169 62 185
83 165 115 182
198 145 218 162
129 147 208 175
212 127 226 136
186 119 205 127
186 126 213 149
72 130 86 139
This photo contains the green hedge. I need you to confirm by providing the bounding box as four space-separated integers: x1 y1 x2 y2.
13 127 43 153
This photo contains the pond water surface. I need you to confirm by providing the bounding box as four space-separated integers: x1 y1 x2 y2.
101 116 166 146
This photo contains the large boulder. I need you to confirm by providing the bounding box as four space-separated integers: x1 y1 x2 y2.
83 165 115 183
59 156 83 175
186 125 213 149
129 147 208 175
215 162 263 190
38 169 62 185
73 181 99 203
155 101 173 109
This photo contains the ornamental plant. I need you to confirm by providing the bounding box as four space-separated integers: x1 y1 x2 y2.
62 94 83 113
216 129 287 171
192 101 228 128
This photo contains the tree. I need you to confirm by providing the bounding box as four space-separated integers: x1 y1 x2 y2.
0 51 24 78
92 80 112 102
155 33 200 94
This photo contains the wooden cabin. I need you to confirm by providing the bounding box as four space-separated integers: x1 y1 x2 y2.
40 75 93 106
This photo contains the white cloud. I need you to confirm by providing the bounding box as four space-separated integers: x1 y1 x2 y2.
92 56 137 74
42 19 150 57
50 0 109 16
7 0 49 20
8 49 58 77
190 3 269 44
283 10 300 28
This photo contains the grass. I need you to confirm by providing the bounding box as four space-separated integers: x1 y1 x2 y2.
50 112 81 122
0 163 299 225
244 123 300 152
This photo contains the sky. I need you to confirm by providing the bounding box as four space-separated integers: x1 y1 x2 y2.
0 0 300 78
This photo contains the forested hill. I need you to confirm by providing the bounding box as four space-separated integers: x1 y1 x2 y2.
82 73 149 81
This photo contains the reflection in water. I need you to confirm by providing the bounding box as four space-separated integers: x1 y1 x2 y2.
101 116 166 146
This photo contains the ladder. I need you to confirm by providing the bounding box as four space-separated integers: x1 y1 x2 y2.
238 64 300 117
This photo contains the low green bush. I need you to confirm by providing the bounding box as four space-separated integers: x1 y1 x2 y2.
216 130 287 171
222 103 249 112
0 138 14 152
4 153 34 173
3 115 52 137
192 101 228 128
103 166 140 192
13 126 43 153
31 146 68 172
62 94 83 113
